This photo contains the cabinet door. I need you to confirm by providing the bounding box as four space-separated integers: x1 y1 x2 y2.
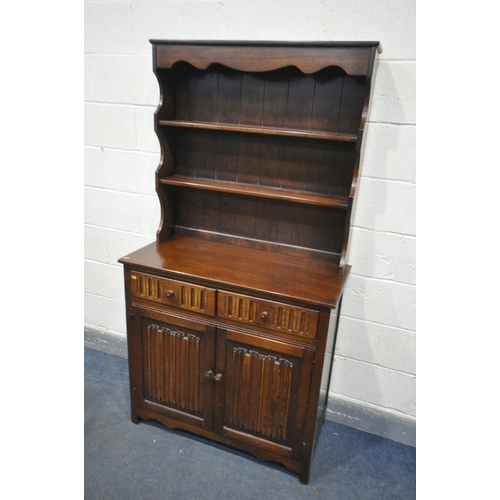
130 307 216 431
214 328 314 460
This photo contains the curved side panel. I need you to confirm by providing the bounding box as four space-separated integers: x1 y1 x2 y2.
154 127 175 243
153 47 176 242
340 47 378 268
155 44 373 76
152 44 164 118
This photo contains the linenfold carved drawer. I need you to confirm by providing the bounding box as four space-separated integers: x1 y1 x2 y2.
217 290 319 339
130 271 216 316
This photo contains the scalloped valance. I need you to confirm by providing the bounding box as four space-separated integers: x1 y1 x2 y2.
152 40 381 76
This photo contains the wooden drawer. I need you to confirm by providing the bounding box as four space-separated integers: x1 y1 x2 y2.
129 271 216 316
217 290 319 339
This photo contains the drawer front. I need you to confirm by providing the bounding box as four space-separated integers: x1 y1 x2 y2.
130 271 216 316
217 291 319 339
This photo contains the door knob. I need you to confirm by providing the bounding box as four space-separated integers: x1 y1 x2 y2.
214 373 224 383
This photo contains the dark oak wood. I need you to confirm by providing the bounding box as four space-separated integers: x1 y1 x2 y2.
119 237 349 309
160 176 349 208
129 270 217 316
154 41 379 75
120 40 380 484
158 119 359 142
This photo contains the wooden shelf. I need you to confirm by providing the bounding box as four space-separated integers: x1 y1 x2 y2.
160 176 349 208
158 119 358 142
119 235 350 309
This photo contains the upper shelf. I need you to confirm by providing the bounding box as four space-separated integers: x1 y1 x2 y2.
157 120 358 143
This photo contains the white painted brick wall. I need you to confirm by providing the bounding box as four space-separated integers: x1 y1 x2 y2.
84 103 138 150
84 0 416 422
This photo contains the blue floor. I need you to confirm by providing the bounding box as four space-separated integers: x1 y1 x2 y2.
84 347 416 499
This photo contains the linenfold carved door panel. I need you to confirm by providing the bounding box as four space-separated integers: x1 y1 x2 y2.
132 306 314 459
214 328 314 459
139 310 216 431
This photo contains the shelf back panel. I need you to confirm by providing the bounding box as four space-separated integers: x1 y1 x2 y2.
174 188 345 256
171 128 355 199
165 63 367 136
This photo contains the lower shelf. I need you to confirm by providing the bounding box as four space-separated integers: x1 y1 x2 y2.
160 175 349 208
119 234 350 309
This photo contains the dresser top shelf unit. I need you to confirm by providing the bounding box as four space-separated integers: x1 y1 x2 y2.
140 40 380 310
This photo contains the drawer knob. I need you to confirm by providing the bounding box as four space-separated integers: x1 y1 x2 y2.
260 311 269 322
205 370 214 379
166 290 174 298
214 373 224 383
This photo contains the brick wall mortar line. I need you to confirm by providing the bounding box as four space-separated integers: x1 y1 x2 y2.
333 354 416 378
339 314 416 334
